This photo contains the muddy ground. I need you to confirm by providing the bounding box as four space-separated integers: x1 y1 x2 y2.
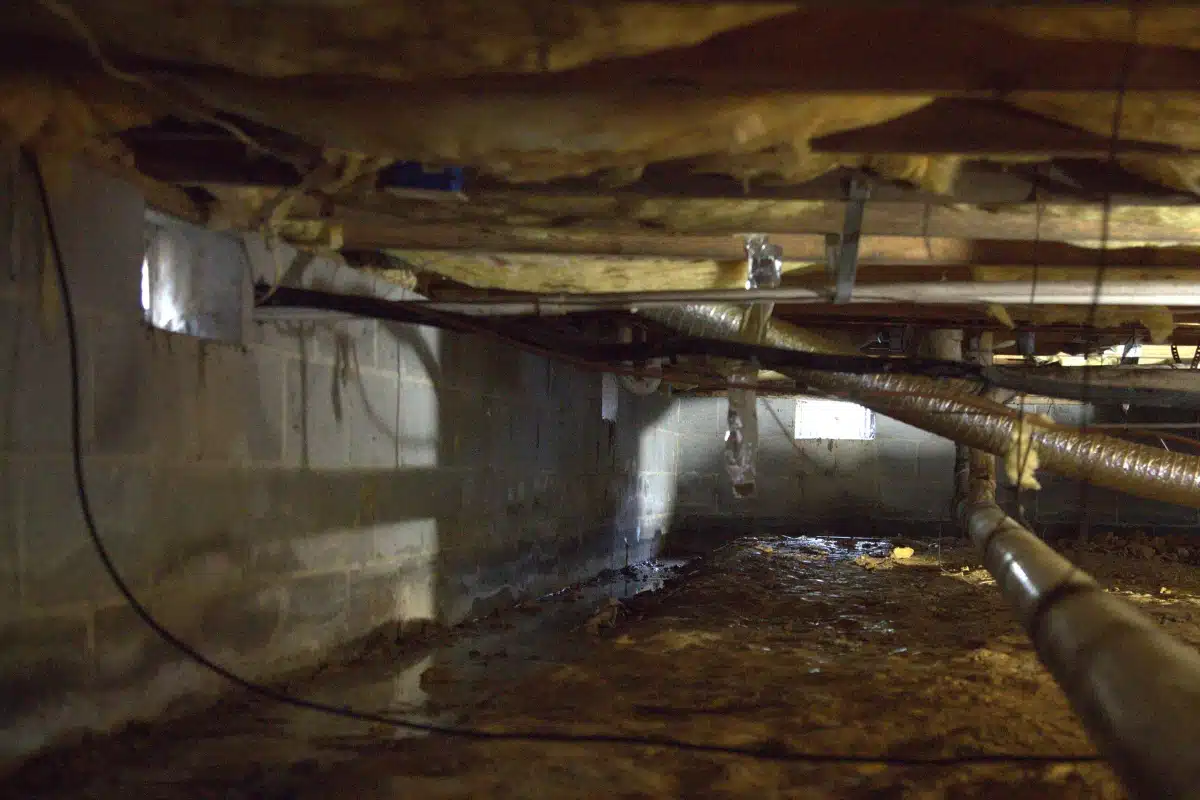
10 532 1200 798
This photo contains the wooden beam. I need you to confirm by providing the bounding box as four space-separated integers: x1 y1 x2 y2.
336 194 1200 249
347 220 1200 266
810 99 1199 157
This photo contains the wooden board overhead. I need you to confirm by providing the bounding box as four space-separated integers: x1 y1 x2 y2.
345 223 1200 265
333 195 1200 246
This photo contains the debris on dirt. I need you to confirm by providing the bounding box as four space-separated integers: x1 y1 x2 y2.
755 545 775 554
853 554 885 570
583 598 625 634
891 546 915 560
516 603 543 615
1160 586 1175 597
1128 543 1157 560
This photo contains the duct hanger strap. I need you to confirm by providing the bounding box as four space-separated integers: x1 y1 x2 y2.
826 177 871 305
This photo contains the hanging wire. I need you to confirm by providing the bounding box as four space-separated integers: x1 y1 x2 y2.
1076 3 1142 540
1014 168 1046 529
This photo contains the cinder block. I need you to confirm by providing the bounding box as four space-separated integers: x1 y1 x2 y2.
675 397 725 441
676 472 719 511
876 438 919 480
1 294 80 454
313 320 378 370
45 164 144 317
917 438 957 480
398 381 440 468
372 519 437 563
283 573 349 652
0 613 92 721
874 414 930 442
346 371 400 468
251 527 374 576
0 162 47 296
92 602 186 691
284 360 348 468
397 560 435 621
0 460 18 615
391 323 441 386
194 583 288 660
248 318 312 356
91 321 190 458
187 344 286 465
332 264 377 296
347 567 400 634
370 468 462 525
20 459 150 606
828 439 877 477
140 468 266 586
1042 402 1093 427
878 478 952 521
1033 477 1122 524
1119 496 1199 527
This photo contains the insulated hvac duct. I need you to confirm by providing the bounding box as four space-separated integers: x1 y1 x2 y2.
641 305 1200 508
959 450 1200 799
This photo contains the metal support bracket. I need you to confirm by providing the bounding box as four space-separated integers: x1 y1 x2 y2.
825 177 871 305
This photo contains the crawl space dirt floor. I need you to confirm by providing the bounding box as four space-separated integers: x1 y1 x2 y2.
11 531 1200 799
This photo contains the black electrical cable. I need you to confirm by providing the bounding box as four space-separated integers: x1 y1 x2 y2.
27 153 1104 768
264 284 1200 412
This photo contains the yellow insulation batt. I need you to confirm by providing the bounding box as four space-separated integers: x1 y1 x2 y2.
1005 413 1051 491
977 7 1200 49
988 304 1176 345
9 4 1200 214
384 251 817 293
173 76 936 184
0 71 151 156
12 1 794 81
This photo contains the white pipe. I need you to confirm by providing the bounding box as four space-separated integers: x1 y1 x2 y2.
406 280 1200 316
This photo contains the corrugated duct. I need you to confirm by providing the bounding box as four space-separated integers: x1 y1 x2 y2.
641 304 1200 508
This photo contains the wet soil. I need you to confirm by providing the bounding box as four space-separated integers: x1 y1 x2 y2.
10 533 1200 798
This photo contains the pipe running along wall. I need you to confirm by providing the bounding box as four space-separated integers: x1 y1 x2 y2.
959 450 1200 799
641 305 1200 508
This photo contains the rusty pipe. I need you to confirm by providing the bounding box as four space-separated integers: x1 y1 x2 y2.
641 304 1200 508
960 452 1200 799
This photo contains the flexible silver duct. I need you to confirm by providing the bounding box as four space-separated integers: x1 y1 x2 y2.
642 304 1200 508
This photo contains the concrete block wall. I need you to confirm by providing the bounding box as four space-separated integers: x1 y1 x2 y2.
673 396 957 538
0 163 680 766
671 395 1198 541
998 401 1200 536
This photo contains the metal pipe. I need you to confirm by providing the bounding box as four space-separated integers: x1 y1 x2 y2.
641 304 1200 507
959 451 1200 799
371 280 1200 317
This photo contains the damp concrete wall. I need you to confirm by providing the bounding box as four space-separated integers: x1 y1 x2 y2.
0 164 680 766
672 396 958 540
671 395 1200 541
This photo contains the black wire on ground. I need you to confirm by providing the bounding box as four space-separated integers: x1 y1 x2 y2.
26 151 1104 767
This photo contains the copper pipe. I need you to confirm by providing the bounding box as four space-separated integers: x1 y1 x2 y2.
642 305 1200 508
